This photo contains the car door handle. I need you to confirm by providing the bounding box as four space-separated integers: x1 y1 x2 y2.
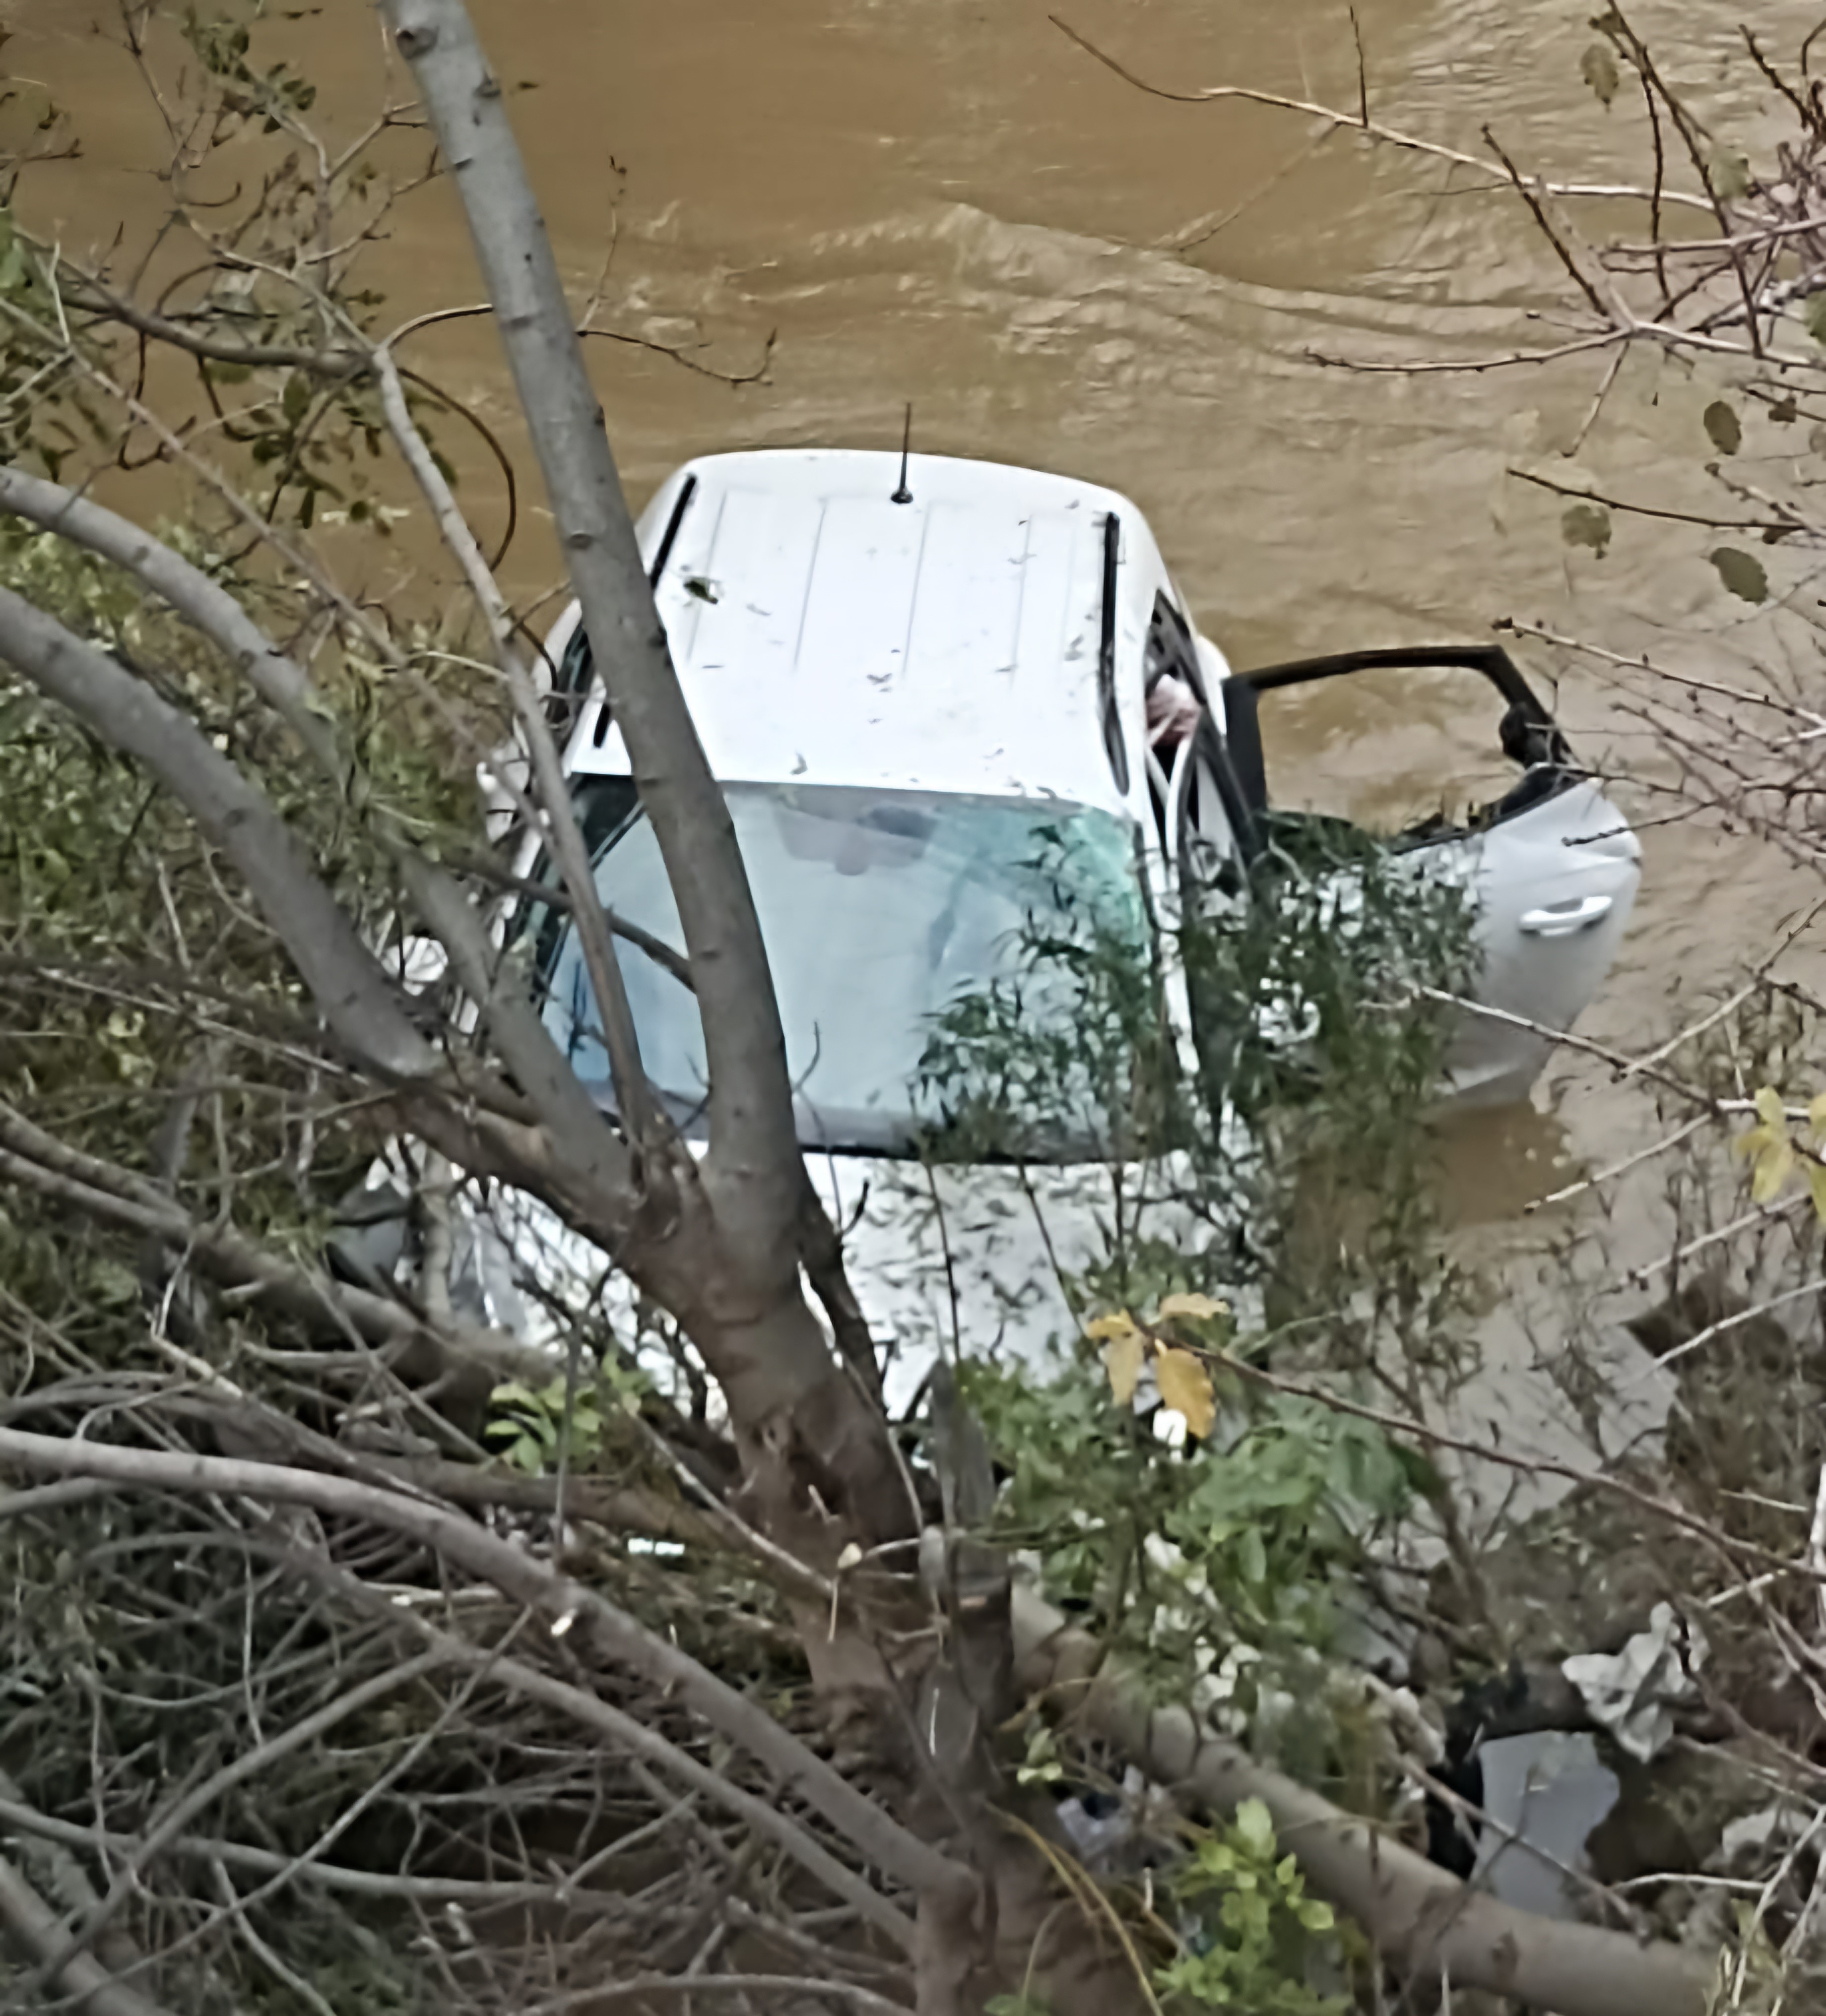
1520 893 1613 938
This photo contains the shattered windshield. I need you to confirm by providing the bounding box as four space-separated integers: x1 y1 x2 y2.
534 782 1144 1153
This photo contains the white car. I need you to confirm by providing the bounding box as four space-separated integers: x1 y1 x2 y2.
477 448 1638 1397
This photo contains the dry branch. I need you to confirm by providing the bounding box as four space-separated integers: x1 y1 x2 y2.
0 1427 971 1923
0 1853 179 2016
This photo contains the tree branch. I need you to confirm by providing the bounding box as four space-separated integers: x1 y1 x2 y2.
26 1650 450 1991
0 464 343 780
0 583 430 1080
439 850 696 990
0 1102 552 1389
372 347 663 1149
1047 15 1711 211
0 1794 608 1909
0 1852 179 2016
1011 1587 1712 2016
374 0 906 1547
0 1428 972 1920
378 0 806 1228
0 461 639 1218
374 1595 919 1951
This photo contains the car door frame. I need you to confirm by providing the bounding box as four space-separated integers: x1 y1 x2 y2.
1219 642 1574 838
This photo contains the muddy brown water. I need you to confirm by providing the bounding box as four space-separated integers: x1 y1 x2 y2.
11 0 1826 1487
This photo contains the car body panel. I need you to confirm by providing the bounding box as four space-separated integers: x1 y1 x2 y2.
1435 779 1641 1103
551 449 1210 823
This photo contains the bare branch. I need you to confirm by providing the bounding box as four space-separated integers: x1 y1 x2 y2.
372 347 663 1149
0 1851 179 2016
0 1100 552 1390
1480 125 1616 325
438 849 696 989
0 1427 973 1918
375 0 907 1546
1047 14 1712 210
522 1979 909 2014
26 1650 450 1991
1507 463 1797 534
0 462 350 780
0 1794 614 1908
378 0 806 1224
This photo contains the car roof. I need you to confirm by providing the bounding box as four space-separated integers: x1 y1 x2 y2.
560 448 1175 819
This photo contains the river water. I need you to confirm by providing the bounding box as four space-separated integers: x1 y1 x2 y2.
10 0 1826 1485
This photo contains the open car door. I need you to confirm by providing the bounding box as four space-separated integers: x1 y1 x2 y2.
1216 646 1640 1106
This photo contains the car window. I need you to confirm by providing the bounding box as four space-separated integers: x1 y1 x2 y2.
1243 662 1518 842
1143 591 1209 849
532 783 1146 1155
1146 591 1206 703
1177 737 1240 896
555 624 593 696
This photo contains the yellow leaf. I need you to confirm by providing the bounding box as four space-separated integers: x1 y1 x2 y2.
1752 1137 1796 1203
1808 1162 1826 1226
1808 1093 1826 1139
1155 1347 1216 1440
1103 1326 1146 1406
1735 1087 1797 1203
1157 1291 1230 1323
1085 1311 1141 1344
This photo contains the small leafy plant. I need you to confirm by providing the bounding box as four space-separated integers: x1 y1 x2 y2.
485 1363 645 1475
1156 1797 1347 2014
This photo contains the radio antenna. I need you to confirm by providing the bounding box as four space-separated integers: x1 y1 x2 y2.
890 403 913 504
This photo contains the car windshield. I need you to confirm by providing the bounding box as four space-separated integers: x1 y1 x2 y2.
534 782 1145 1154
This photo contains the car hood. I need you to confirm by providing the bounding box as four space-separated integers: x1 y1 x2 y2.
423 1150 1216 1417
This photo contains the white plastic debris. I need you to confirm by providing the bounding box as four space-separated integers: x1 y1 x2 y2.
1055 1766 1177 1872
1473 1732 1620 1921
1716 1801 1814 1872
1561 1602 1706 1763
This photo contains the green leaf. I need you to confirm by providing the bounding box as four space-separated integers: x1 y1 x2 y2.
1234 1797 1275 1858
1709 546 1769 604
281 371 309 425
1561 502 1611 556
1393 1441 1448 1503
504 1435 543 1474
1805 295 1826 348
1237 1524 1268 1585
1708 144 1751 202
1579 43 1619 107
1703 400 1742 456
89 1257 141 1307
